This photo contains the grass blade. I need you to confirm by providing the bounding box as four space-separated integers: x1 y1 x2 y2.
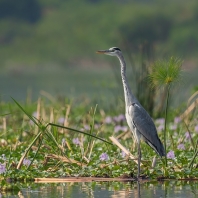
47 122 113 145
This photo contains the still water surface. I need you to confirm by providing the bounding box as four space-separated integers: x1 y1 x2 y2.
3 180 198 198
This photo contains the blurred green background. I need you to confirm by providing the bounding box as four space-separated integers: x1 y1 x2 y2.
0 0 198 109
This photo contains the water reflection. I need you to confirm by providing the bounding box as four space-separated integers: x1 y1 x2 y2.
1 180 198 197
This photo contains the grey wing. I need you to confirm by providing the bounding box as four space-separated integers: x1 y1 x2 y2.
128 103 165 156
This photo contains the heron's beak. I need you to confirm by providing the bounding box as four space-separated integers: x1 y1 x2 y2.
96 50 110 54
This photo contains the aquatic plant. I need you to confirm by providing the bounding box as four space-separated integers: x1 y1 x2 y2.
99 153 109 161
149 57 183 166
0 91 197 189
167 150 175 159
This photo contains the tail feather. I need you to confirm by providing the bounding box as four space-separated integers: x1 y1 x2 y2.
146 138 165 157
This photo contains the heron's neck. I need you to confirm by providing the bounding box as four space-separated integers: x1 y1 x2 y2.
117 54 137 106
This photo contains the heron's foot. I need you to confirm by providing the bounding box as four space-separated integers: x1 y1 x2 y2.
135 174 148 181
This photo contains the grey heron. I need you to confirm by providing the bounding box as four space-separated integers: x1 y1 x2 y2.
97 47 165 178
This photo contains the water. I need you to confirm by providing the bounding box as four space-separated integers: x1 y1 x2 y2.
2 180 198 198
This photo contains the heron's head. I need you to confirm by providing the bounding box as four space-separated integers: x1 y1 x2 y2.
96 47 122 57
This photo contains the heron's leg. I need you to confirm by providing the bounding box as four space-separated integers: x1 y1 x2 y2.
137 180 140 197
137 142 141 178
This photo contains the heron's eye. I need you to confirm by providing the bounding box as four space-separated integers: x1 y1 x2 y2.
113 47 121 51
109 47 121 52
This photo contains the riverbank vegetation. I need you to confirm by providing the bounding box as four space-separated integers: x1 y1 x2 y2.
0 90 197 185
